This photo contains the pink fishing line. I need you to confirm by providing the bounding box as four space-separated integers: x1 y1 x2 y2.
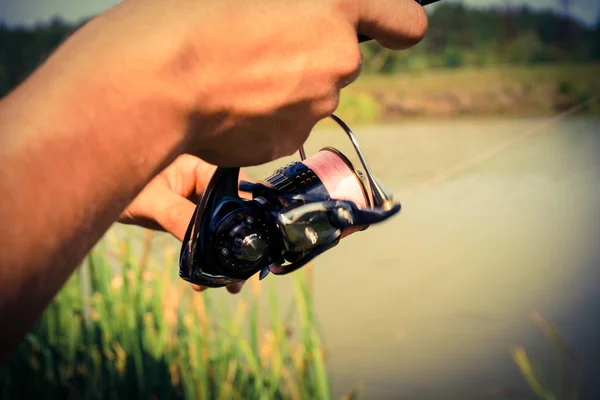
303 150 368 237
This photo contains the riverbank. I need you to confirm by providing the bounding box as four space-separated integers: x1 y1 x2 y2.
335 63 600 124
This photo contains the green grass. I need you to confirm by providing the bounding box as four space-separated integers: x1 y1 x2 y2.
0 230 332 400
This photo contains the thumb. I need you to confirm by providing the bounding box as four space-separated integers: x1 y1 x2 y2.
356 0 428 50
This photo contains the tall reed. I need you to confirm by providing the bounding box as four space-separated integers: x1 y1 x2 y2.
0 230 332 400
512 312 581 400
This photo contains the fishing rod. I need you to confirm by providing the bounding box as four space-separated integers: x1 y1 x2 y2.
178 0 443 289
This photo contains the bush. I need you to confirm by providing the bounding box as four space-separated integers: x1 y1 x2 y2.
336 91 382 124
504 30 547 65
443 47 464 69
557 79 573 95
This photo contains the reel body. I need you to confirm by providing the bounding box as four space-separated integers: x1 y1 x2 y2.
179 115 401 288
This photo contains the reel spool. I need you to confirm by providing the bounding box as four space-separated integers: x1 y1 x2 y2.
179 114 401 288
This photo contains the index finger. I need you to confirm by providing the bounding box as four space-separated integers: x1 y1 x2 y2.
352 0 429 50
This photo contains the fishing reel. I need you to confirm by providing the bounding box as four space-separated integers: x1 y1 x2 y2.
179 114 401 288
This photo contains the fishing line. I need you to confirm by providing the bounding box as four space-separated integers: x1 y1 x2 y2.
399 95 600 200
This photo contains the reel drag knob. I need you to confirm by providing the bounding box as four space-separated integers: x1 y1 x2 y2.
214 208 273 273
233 233 267 262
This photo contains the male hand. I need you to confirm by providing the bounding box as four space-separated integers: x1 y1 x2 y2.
62 0 427 167
118 154 250 294
0 0 429 360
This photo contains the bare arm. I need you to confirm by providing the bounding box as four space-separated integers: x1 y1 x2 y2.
0 14 189 360
0 0 427 362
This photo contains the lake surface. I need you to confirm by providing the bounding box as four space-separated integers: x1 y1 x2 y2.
134 116 600 399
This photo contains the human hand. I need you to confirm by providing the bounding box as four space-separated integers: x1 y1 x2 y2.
0 0 428 360
59 0 427 167
118 154 251 294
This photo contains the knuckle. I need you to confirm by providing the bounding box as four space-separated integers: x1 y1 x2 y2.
337 46 363 85
282 146 299 158
317 91 340 117
277 125 312 159
339 40 362 70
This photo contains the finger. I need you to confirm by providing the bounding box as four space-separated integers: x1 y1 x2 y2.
151 187 196 242
339 50 363 89
226 281 245 294
192 282 244 294
269 264 286 274
356 0 428 50
192 284 206 292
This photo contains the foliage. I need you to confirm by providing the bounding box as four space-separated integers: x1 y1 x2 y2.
0 18 75 96
1 4 600 99
336 91 381 124
512 312 581 400
346 63 600 119
0 230 332 400
443 47 464 69
503 30 548 64
359 4 600 73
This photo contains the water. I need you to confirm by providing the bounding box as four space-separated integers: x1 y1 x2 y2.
145 116 600 399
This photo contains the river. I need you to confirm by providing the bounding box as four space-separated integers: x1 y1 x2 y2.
134 116 600 399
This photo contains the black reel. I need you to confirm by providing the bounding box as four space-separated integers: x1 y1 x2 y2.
179 114 401 288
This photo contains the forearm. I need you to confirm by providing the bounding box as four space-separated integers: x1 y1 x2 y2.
0 18 188 362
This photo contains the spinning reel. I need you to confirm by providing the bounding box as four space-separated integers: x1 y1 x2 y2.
179 115 401 288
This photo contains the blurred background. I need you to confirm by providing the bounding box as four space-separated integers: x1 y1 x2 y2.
1 1 599 399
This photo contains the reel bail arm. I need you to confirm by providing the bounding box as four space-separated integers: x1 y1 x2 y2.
299 114 399 212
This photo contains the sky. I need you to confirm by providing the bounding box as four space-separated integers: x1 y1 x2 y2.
0 0 599 27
